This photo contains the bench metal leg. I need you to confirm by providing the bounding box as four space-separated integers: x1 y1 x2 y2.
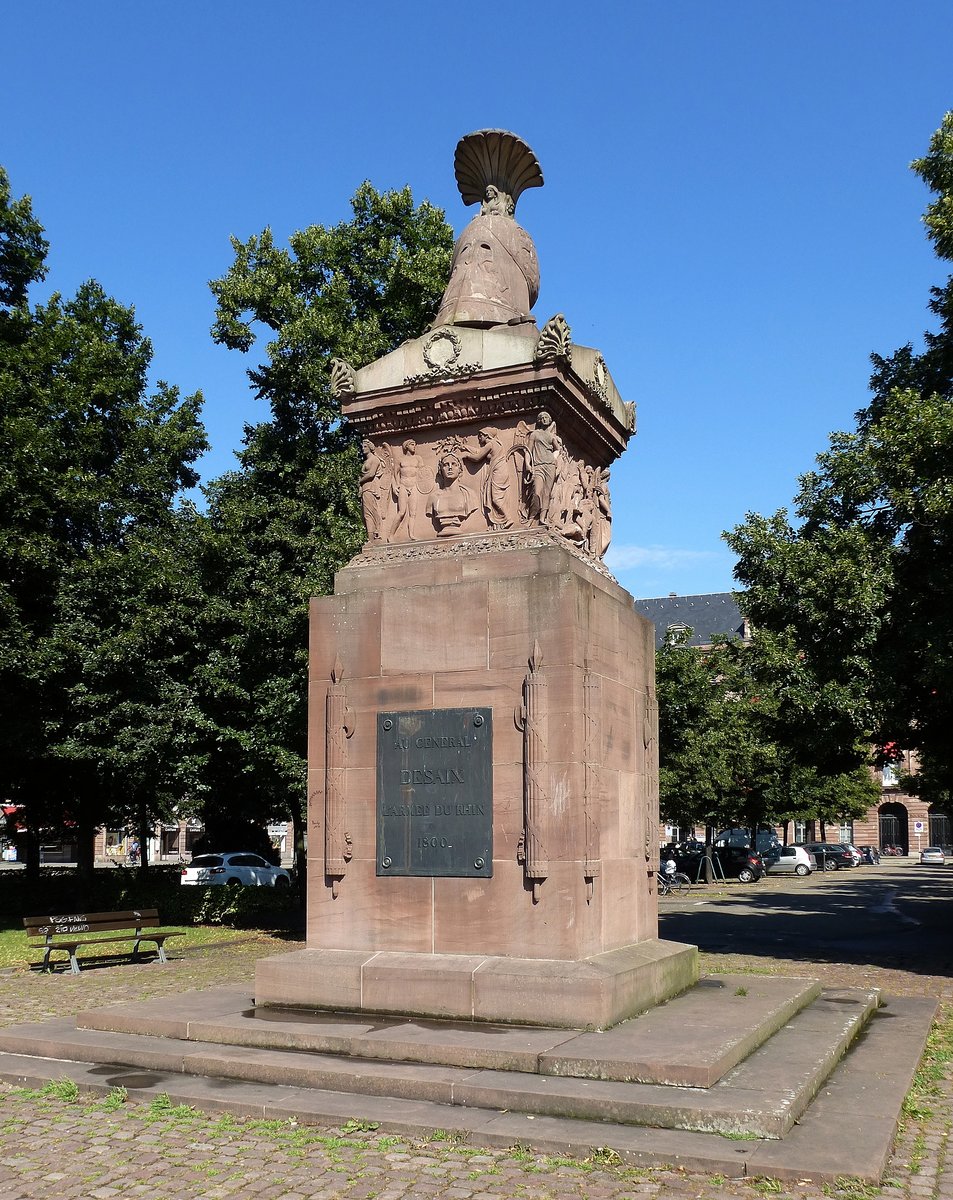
68 950 80 975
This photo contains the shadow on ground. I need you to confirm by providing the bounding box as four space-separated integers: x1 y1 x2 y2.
658 861 953 979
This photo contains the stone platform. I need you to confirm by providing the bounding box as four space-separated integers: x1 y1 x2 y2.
0 973 936 1183
255 940 698 1030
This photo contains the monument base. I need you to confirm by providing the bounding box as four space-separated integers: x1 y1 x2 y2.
255 939 698 1030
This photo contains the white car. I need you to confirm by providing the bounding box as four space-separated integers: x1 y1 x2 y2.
764 845 817 876
920 846 946 866
180 852 291 887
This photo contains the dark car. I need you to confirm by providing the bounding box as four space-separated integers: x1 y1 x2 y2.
799 842 857 871
669 842 765 883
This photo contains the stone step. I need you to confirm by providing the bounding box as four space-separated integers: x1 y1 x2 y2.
0 985 879 1138
0 994 937 1185
74 973 822 1087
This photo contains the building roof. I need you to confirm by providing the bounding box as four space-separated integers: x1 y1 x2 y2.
633 592 748 650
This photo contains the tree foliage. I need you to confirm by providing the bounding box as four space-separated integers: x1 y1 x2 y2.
199 185 454 869
656 629 877 839
0 169 207 874
726 112 953 796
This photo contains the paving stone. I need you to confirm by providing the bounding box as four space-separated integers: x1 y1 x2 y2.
0 933 948 1198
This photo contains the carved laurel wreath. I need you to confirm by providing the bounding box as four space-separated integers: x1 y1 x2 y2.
422 328 462 371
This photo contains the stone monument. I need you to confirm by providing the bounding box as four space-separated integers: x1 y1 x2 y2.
257 129 697 1028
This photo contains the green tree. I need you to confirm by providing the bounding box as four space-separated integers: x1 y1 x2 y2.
200 184 453 874
0 169 207 877
656 631 738 833
727 112 953 795
656 628 876 853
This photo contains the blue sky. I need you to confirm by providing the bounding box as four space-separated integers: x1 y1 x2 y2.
4 2 951 597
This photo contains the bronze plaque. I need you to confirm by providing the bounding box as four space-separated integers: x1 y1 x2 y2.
376 708 492 878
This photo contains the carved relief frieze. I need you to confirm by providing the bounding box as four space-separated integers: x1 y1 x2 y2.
355 428 615 566
325 656 354 897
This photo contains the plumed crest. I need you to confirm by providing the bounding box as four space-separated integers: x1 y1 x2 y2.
454 129 544 208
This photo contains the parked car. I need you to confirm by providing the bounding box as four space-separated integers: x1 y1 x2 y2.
670 842 765 883
798 843 857 871
919 846 946 865
180 852 291 888
763 844 817 876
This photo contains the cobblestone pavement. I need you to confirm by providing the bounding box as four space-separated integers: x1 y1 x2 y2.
0 908 951 1198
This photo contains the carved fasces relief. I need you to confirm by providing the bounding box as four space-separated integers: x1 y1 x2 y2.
583 659 602 902
642 690 659 863
325 657 355 896
515 641 549 903
357 414 612 558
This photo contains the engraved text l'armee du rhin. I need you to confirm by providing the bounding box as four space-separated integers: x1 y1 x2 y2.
376 709 493 878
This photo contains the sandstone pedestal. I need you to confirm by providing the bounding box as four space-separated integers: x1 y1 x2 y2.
256 537 698 1028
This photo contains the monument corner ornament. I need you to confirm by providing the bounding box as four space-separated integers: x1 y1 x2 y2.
256 128 697 1032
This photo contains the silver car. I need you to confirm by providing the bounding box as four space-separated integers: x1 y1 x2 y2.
180 852 291 887
919 846 946 865
764 845 817 876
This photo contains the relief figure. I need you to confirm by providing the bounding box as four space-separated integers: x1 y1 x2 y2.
389 439 422 541
463 426 513 529
359 439 385 541
526 411 561 526
590 468 612 558
426 451 475 535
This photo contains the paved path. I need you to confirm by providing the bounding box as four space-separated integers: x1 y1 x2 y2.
1 862 951 1199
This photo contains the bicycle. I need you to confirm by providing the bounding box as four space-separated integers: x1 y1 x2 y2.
656 870 691 896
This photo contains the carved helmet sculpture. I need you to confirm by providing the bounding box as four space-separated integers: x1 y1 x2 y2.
433 129 544 332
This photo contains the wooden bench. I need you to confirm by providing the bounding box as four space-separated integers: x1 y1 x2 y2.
24 909 184 975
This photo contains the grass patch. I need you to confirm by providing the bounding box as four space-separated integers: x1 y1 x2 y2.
822 1177 882 1198
900 1002 953 1126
